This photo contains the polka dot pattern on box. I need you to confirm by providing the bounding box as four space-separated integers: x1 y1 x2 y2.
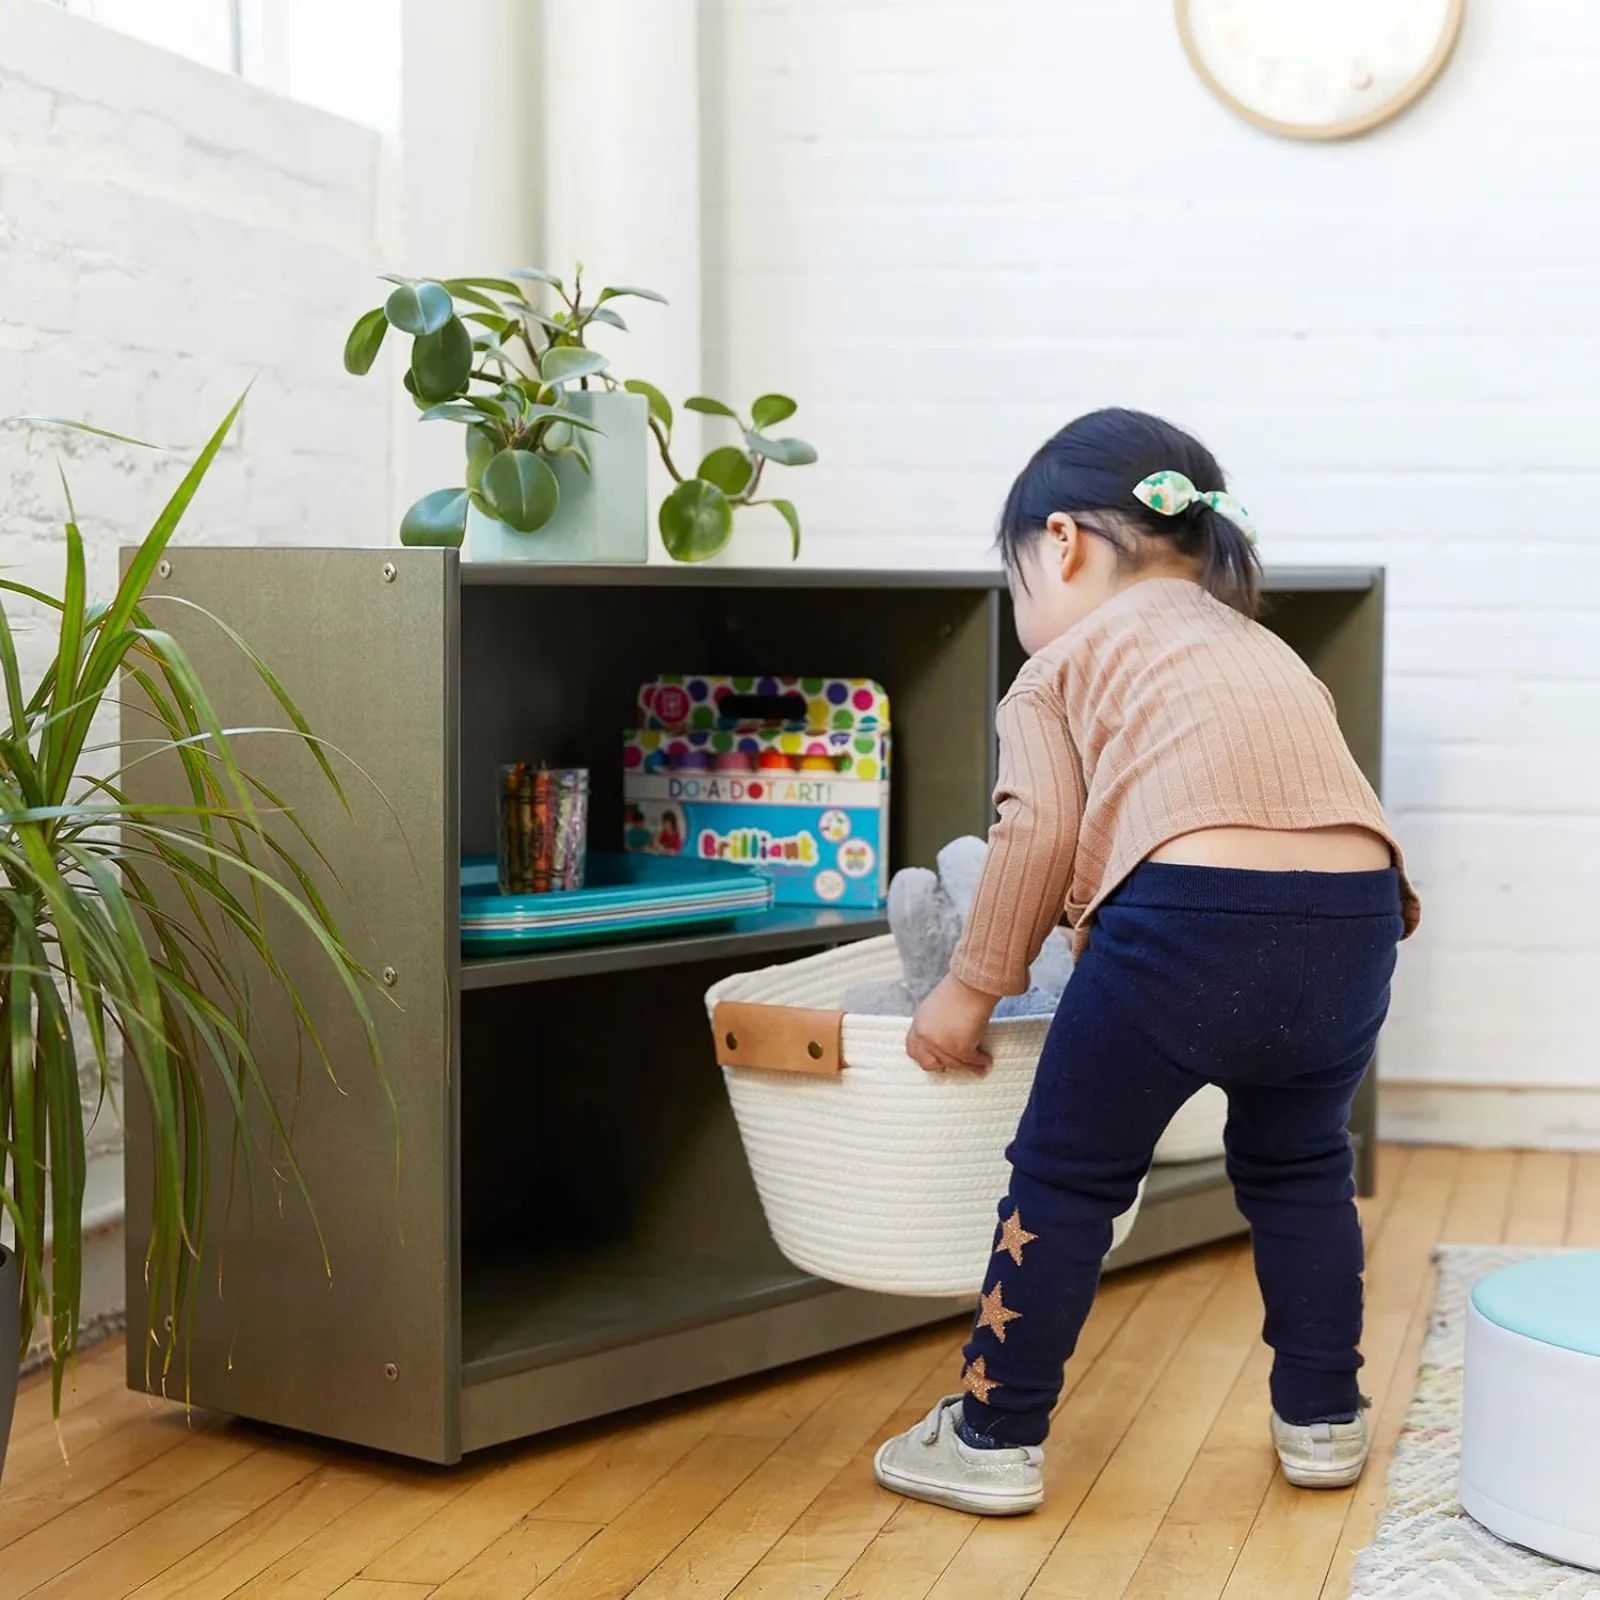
639 674 889 732
625 722 891 779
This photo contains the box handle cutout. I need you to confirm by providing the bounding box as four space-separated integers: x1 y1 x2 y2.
718 693 809 724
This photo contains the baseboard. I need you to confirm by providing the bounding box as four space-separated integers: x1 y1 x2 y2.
1380 1084 1600 1151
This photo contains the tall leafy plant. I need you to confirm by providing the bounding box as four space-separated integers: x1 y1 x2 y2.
0 400 382 1411
344 265 817 561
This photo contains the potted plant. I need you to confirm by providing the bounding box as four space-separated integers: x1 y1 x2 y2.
345 266 818 564
345 266 659 562
0 400 381 1478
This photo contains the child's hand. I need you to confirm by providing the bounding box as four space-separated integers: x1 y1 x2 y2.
906 975 997 1076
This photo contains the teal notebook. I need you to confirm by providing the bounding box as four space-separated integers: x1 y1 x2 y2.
460 852 773 951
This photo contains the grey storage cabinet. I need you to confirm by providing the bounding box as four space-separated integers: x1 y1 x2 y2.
121 554 1385 1464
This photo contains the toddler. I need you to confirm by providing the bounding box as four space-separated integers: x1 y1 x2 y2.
874 409 1419 1517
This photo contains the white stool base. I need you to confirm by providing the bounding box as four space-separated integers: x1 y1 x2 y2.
1459 1300 1600 1572
1459 1481 1600 1573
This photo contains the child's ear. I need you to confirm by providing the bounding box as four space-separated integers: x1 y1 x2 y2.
1044 513 1088 581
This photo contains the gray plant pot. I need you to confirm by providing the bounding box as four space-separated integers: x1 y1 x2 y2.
467 388 649 563
0 1244 18 1485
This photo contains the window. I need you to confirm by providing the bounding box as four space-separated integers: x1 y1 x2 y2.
45 0 236 73
40 0 400 133
238 0 401 135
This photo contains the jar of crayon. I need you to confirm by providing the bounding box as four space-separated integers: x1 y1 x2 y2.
498 764 589 894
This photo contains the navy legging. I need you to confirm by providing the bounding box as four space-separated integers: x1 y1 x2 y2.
961 864 1404 1448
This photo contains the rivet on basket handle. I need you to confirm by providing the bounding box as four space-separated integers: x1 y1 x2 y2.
712 1001 845 1077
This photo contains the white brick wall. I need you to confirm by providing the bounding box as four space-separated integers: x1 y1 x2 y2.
2 0 1592 1123
0 0 391 1236
703 0 1600 1092
1 0 392 641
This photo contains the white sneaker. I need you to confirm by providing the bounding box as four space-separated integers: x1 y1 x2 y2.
873 1396 1044 1516
1271 1403 1371 1488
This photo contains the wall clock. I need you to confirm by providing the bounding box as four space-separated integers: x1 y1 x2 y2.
1176 0 1465 141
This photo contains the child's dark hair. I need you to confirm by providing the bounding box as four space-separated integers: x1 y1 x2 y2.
997 408 1262 617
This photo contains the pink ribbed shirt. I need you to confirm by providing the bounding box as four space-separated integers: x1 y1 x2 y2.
951 579 1420 997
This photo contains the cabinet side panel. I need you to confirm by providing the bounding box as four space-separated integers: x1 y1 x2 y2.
121 547 459 1460
1259 582 1387 1194
1260 584 1385 791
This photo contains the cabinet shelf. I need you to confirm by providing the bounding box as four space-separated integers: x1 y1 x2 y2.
461 1156 1246 1387
457 561 1382 595
460 1239 819 1386
459 905 888 991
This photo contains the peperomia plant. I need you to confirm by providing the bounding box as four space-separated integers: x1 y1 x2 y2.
343 265 816 561
343 267 663 548
625 383 817 563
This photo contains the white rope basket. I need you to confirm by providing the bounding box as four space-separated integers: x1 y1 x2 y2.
706 935 1223 1297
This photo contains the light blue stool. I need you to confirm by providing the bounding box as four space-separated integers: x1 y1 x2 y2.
1459 1252 1600 1570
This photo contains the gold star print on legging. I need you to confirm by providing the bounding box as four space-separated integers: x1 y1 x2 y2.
994 1205 1038 1267
976 1282 1022 1343
961 1355 1001 1404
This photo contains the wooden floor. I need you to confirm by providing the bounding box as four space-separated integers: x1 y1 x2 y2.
5 1145 1599 1599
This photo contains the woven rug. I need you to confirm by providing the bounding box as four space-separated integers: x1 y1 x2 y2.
1349 1244 1600 1598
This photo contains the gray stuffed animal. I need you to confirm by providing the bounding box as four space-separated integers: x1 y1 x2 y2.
842 835 1069 1019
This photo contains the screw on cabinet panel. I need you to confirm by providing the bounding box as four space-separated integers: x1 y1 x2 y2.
382 967 398 987
156 560 172 579
384 1362 399 1382
381 562 397 583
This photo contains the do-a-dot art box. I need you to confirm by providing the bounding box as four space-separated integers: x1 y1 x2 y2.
622 674 890 908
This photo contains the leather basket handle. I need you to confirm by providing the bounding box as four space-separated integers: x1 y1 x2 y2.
713 1001 845 1077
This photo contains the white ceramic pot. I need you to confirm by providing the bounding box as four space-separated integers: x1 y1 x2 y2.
467 389 649 564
